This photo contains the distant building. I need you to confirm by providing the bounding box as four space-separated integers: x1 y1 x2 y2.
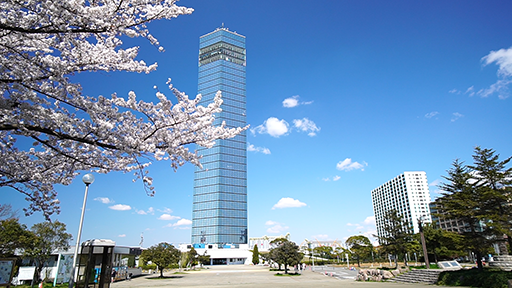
178 243 250 265
192 27 248 246
371 171 432 239
249 233 291 252
297 239 344 254
429 197 482 233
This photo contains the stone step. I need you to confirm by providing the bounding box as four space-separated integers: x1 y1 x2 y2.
389 269 442 284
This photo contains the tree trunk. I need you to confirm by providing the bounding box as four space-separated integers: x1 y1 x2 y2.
284 264 288 274
357 256 360 267
394 255 398 269
159 266 164 277
507 235 512 255
475 250 483 271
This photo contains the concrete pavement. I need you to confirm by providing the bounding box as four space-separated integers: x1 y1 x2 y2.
111 265 448 288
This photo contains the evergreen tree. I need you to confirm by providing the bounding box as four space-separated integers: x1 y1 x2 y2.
252 244 260 265
375 210 418 268
420 223 464 263
197 251 210 267
439 159 493 270
187 247 198 267
469 147 512 253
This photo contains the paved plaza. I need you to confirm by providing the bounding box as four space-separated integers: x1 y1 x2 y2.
111 265 453 288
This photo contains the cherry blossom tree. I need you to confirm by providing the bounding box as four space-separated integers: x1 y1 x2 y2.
0 0 246 219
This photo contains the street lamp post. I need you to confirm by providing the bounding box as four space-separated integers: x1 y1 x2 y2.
68 173 95 288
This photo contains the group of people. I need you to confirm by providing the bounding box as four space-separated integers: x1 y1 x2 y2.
111 269 132 283
294 263 307 273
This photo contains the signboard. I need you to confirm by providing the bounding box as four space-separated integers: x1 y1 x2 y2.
17 267 36 281
54 254 74 284
0 259 15 286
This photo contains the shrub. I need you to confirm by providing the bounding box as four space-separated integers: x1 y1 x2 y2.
438 268 512 288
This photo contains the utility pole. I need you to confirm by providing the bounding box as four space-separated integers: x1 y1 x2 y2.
418 218 430 269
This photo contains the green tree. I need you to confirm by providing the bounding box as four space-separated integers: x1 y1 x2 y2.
270 240 303 274
27 220 72 283
197 251 210 267
141 242 180 277
375 209 419 268
346 235 373 267
333 246 349 263
0 218 36 257
469 147 512 253
259 251 271 265
186 247 198 267
313 246 333 260
252 244 260 265
420 223 464 263
439 159 494 271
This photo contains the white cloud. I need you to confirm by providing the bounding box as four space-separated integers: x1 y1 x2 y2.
158 214 180 220
429 179 441 187
323 175 341 181
282 95 313 108
272 197 307 209
135 207 155 215
283 96 299 108
429 179 442 200
346 216 378 244
451 112 464 122
164 219 192 229
158 207 173 213
251 117 289 138
449 89 460 94
465 86 475 96
477 79 512 99
118 234 126 238
109 204 131 211
265 220 289 234
247 143 271 154
424 111 439 119
482 46 512 77
94 197 113 204
363 216 376 226
479 46 512 99
173 219 192 226
336 158 367 171
293 118 320 136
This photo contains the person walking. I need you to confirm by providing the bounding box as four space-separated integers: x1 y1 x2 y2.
111 268 117 283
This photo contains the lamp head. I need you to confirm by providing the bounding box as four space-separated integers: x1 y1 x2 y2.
82 173 95 185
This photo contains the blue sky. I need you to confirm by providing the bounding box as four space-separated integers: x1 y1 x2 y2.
4 0 512 248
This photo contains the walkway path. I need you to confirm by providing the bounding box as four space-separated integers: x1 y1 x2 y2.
111 265 455 288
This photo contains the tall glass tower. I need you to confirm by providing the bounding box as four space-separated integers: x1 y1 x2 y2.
192 27 247 246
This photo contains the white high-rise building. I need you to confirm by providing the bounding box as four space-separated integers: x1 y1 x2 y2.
371 171 432 239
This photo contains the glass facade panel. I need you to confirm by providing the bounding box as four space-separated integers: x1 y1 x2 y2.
192 28 247 245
